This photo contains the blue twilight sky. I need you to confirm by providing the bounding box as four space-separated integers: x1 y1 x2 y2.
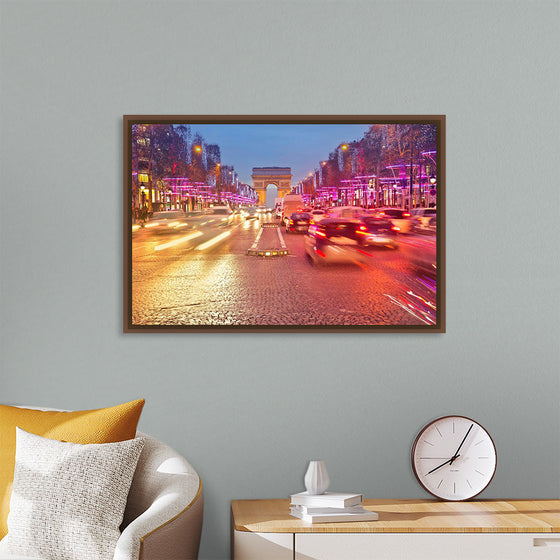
187 124 371 185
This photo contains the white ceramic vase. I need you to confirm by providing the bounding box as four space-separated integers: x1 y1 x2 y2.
304 460 330 495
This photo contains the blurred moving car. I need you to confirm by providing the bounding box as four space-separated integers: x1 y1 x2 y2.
305 218 365 266
376 207 412 233
143 210 189 233
208 205 233 224
310 209 326 221
326 206 366 220
356 216 399 249
417 216 437 234
285 212 312 233
410 207 437 232
244 207 259 220
399 231 437 275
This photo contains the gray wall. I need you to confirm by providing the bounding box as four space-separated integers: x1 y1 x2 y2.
1 1 558 558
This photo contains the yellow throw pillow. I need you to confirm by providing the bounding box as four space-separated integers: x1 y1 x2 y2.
0 398 145 538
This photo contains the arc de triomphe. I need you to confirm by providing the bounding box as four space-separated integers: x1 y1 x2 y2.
251 167 292 205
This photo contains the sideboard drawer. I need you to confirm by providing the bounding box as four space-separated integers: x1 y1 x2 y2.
296 533 560 560
233 531 293 560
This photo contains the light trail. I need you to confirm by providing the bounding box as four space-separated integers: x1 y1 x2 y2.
195 230 231 251
154 231 202 251
384 294 432 325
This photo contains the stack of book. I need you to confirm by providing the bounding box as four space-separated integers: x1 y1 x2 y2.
289 491 378 523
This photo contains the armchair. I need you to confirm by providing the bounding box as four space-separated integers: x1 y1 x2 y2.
116 432 203 560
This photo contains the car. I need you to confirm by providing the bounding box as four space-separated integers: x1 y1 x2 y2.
375 207 412 233
143 210 189 233
355 216 399 249
244 207 259 220
410 207 437 231
326 206 366 220
285 212 312 233
413 215 437 235
207 205 233 224
309 209 326 221
305 218 366 266
399 230 437 275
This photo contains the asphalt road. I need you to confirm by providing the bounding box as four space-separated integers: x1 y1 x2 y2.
131 213 437 327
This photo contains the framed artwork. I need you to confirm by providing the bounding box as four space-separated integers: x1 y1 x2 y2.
124 115 445 332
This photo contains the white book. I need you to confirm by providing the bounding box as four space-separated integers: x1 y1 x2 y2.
290 491 363 508
290 506 378 524
292 504 366 514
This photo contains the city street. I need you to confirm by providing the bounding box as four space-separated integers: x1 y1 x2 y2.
131 213 437 327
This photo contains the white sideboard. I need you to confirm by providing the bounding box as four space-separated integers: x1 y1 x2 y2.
232 499 560 560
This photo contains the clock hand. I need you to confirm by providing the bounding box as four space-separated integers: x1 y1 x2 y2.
449 423 473 464
426 455 461 475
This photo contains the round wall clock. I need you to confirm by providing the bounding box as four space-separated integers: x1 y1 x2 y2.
412 415 497 501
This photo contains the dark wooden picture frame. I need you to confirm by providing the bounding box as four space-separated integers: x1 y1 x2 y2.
124 115 445 333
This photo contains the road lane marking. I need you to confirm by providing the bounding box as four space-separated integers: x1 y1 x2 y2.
275 227 287 249
154 231 203 251
250 227 265 251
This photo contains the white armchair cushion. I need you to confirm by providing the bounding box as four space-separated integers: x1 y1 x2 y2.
0 429 144 560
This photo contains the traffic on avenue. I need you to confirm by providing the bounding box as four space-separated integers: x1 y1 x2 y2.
131 205 438 327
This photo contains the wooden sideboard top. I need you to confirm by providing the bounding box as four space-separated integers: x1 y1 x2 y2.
231 499 560 533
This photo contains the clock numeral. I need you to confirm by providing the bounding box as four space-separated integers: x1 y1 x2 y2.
474 439 485 446
475 470 485 476
435 427 443 438
478 457 489 459
423 439 434 446
453 483 456 494
437 479 443 489
466 479 472 489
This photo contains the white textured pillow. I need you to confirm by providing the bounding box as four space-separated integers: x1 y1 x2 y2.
1 428 144 560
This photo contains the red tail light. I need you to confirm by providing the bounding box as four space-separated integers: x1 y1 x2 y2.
403 212 411 217
316 230 327 238
392 226 400 231
315 248 327 257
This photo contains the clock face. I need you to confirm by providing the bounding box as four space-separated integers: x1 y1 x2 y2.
412 416 497 501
